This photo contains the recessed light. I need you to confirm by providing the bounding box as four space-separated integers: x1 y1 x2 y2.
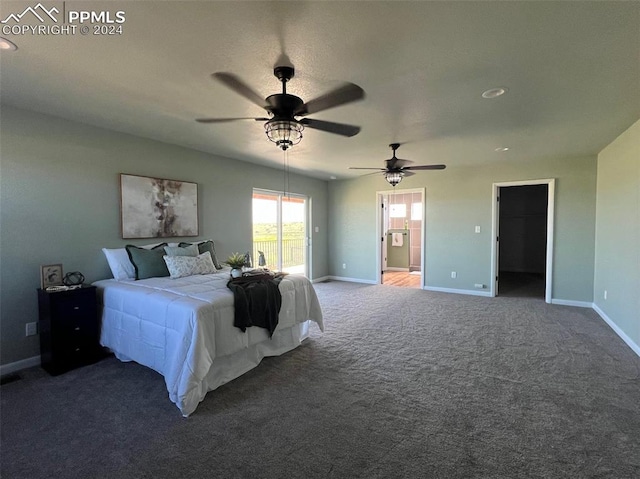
0 37 18 51
495 147 510 152
482 87 508 99
329 176 337 180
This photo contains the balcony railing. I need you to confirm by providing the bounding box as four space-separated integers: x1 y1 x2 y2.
252 238 305 271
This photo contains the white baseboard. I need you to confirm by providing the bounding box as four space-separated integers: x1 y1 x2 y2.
326 275 377 285
592 304 640 358
0 355 40 376
551 299 593 308
311 276 331 284
424 286 492 297
385 267 409 272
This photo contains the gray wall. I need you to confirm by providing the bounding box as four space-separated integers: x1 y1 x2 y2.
0 106 329 365
328 155 597 301
593 119 640 349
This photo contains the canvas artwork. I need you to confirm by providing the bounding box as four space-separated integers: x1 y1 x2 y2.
40 264 63 289
120 174 198 239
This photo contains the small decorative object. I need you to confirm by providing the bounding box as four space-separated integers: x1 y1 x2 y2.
258 251 266 267
40 264 63 289
63 271 85 286
120 173 198 239
243 252 252 268
226 252 247 278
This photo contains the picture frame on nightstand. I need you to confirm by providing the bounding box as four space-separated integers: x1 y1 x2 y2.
40 264 63 289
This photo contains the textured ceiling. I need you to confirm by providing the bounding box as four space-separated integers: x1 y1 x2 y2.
1 1 639 180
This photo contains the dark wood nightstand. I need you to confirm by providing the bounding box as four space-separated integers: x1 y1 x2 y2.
37 286 105 375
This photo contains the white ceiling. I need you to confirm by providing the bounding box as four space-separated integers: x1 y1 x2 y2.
1 1 639 180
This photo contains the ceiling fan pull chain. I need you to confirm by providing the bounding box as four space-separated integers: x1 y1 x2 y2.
283 149 290 198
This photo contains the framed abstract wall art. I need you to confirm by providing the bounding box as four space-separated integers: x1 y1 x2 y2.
40 264 63 289
120 174 198 239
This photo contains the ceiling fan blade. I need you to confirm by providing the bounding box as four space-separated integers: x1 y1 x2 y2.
402 171 415 177
196 117 268 123
212 72 269 110
386 158 413 169
403 164 447 171
295 83 365 116
299 118 361 137
348 167 386 170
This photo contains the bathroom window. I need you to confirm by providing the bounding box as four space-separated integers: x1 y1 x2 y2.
411 202 422 220
389 204 406 218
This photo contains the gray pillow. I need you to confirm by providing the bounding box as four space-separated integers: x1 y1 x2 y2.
125 243 169 280
164 244 199 257
179 240 222 270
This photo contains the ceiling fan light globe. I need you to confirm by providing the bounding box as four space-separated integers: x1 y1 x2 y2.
265 119 304 150
385 171 404 187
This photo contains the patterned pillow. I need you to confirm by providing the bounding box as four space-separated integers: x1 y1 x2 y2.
163 251 217 279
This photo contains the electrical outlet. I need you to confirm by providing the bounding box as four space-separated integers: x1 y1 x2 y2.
604 290 607 300
475 226 481 233
451 271 457 279
25 322 37 337
474 283 484 289
342 263 346 269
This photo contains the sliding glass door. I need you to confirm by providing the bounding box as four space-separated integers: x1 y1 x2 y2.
252 190 308 275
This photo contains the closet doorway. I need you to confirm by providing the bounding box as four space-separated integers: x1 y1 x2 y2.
491 179 555 302
376 188 425 289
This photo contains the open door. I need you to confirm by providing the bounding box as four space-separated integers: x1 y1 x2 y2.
377 188 426 288
491 179 555 302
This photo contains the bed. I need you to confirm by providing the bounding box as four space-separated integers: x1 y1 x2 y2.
93 268 323 416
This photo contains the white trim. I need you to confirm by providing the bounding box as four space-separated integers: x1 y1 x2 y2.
491 179 555 303
385 267 410 272
0 355 40 376
593 304 640 357
326 275 377 284
311 275 331 284
551 299 593 308
424 286 492 297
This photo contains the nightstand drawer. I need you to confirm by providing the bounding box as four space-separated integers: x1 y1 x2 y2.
51 290 96 316
53 314 99 337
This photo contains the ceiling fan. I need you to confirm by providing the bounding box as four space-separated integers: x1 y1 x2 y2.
196 66 365 150
349 143 446 186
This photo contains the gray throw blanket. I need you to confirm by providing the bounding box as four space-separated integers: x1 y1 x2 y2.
226 272 286 336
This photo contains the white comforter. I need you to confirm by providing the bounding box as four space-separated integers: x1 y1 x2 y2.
94 270 323 416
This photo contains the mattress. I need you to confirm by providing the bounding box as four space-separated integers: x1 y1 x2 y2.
94 270 323 416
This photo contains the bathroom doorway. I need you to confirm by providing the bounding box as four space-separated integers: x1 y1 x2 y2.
376 188 425 288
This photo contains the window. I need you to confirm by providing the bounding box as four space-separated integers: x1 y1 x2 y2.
411 202 422 221
389 204 407 218
252 190 308 275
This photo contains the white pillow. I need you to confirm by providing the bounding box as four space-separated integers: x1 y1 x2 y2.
102 248 135 280
163 251 217 279
103 242 172 280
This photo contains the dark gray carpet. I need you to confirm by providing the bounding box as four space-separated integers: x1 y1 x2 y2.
2 281 639 478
